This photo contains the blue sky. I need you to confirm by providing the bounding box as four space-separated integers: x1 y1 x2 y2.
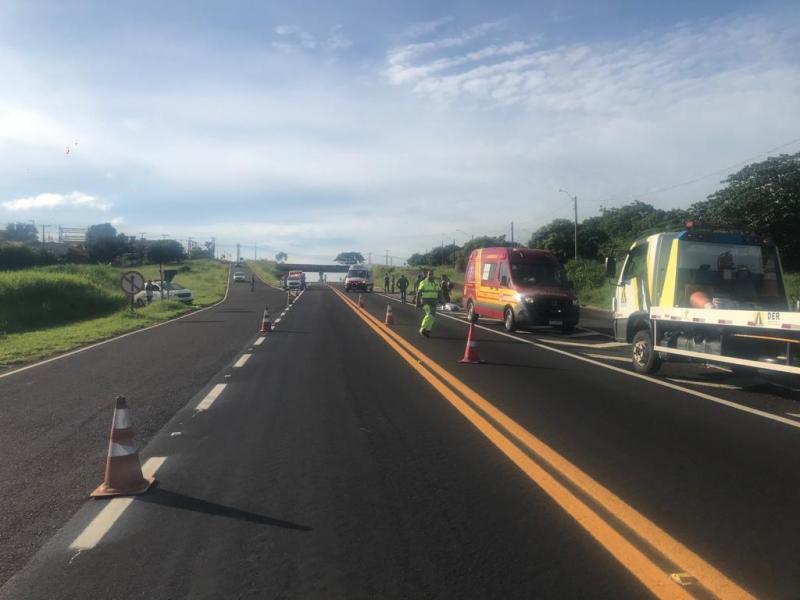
1 0 799 262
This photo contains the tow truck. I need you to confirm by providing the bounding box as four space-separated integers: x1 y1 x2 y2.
607 223 800 376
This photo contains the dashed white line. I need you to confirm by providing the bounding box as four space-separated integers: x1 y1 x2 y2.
538 338 629 349
275 318 282 324
69 457 166 551
233 354 251 368
195 383 227 411
254 337 265 346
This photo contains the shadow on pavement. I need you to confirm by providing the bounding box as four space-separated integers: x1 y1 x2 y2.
472 361 568 371
139 488 313 531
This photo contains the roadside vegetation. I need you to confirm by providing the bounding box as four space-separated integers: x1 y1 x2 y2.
0 259 228 367
248 259 283 287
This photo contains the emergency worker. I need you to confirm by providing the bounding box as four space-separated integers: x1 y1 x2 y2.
397 274 409 303
414 271 425 306
440 274 452 304
384 274 390 293
391 274 396 294
145 280 155 304
417 270 441 338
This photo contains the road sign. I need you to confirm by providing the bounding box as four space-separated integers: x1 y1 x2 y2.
120 271 145 295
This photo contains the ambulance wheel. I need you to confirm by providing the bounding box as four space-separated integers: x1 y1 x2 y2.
467 301 479 323
504 307 518 332
632 328 661 374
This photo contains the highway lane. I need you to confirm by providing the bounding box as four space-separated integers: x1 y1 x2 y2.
3 283 799 598
3 284 649 599
350 287 800 598
0 265 286 586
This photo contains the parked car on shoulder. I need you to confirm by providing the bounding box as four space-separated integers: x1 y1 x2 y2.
134 280 194 306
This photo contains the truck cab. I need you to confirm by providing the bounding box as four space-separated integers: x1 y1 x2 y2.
609 225 794 374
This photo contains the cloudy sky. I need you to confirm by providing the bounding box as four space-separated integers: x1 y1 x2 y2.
1 0 799 262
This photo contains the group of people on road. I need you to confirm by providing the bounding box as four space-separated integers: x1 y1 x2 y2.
382 270 454 338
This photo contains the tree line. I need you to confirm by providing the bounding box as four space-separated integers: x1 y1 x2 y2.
0 222 215 270
409 151 800 272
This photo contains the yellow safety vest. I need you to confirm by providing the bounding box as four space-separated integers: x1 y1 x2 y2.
418 279 440 299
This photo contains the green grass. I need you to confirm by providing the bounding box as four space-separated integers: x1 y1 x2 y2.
0 259 229 367
247 260 282 287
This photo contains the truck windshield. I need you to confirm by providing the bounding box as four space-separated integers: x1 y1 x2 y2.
677 241 785 309
510 261 565 287
348 270 367 278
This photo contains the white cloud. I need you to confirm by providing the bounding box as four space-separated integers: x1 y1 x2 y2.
404 16 454 38
274 25 300 36
327 25 352 50
387 20 504 67
2 191 111 212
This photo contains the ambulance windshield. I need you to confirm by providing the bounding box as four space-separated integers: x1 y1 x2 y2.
511 261 566 287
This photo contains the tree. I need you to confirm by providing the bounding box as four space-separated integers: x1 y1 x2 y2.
3 222 38 243
529 219 575 263
147 240 185 265
86 223 132 263
275 251 288 263
691 152 800 270
334 251 365 265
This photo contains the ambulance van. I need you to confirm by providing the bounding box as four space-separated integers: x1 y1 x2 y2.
463 247 580 332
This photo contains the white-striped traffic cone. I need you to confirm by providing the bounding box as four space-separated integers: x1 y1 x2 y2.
459 323 482 364
385 304 394 325
358 294 364 308
260 306 272 333
91 396 154 497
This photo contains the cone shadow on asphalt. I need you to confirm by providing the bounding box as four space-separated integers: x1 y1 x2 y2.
138 488 313 531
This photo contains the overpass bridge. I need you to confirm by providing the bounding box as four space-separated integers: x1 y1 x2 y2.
274 263 352 273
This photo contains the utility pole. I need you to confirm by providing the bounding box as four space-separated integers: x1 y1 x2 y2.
511 221 514 246
236 243 241 263
367 252 372 266
385 249 389 266
138 232 146 241
211 237 216 259
559 189 578 261
254 243 257 261
161 234 168 240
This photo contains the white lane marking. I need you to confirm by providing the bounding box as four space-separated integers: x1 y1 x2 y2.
195 383 227 411
1 267 233 382
583 353 630 363
538 338 629 349
667 378 742 390
254 337 265 346
233 354 251 368
69 457 166 551
708 364 734 373
786 413 800 418
437 312 800 431
275 318 282 324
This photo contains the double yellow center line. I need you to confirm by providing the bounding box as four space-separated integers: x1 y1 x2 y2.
330 286 753 600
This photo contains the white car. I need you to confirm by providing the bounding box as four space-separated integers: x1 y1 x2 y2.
134 281 194 306
233 271 247 282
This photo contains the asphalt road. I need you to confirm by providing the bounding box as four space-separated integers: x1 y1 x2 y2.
0 265 285 587
2 283 799 598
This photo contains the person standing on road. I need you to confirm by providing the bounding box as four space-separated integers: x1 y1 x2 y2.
440 275 452 304
414 271 425 306
417 270 441 338
391 274 396 294
251 274 255 292
384 273 390 293
145 280 154 304
397 274 409 303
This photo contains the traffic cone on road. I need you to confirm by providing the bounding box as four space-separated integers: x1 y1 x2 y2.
260 306 272 333
459 323 482 364
91 396 154 497
385 304 394 325
358 294 364 308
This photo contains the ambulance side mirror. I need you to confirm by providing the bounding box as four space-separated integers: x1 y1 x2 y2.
604 257 617 279
500 275 508 287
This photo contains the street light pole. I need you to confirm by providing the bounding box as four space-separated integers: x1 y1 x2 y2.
559 189 578 261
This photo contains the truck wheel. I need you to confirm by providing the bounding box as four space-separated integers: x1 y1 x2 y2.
632 328 661 374
503 307 518 332
467 301 479 323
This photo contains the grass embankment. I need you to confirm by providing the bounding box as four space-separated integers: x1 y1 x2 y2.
0 259 228 367
247 260 282 287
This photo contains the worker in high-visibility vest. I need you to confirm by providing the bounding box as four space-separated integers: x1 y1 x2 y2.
417 270 441 338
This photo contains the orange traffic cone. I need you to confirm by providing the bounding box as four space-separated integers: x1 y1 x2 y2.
459 323 482 364
358 294 364 308
91 396 154 497
260 306 272 333
385 304 395 325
